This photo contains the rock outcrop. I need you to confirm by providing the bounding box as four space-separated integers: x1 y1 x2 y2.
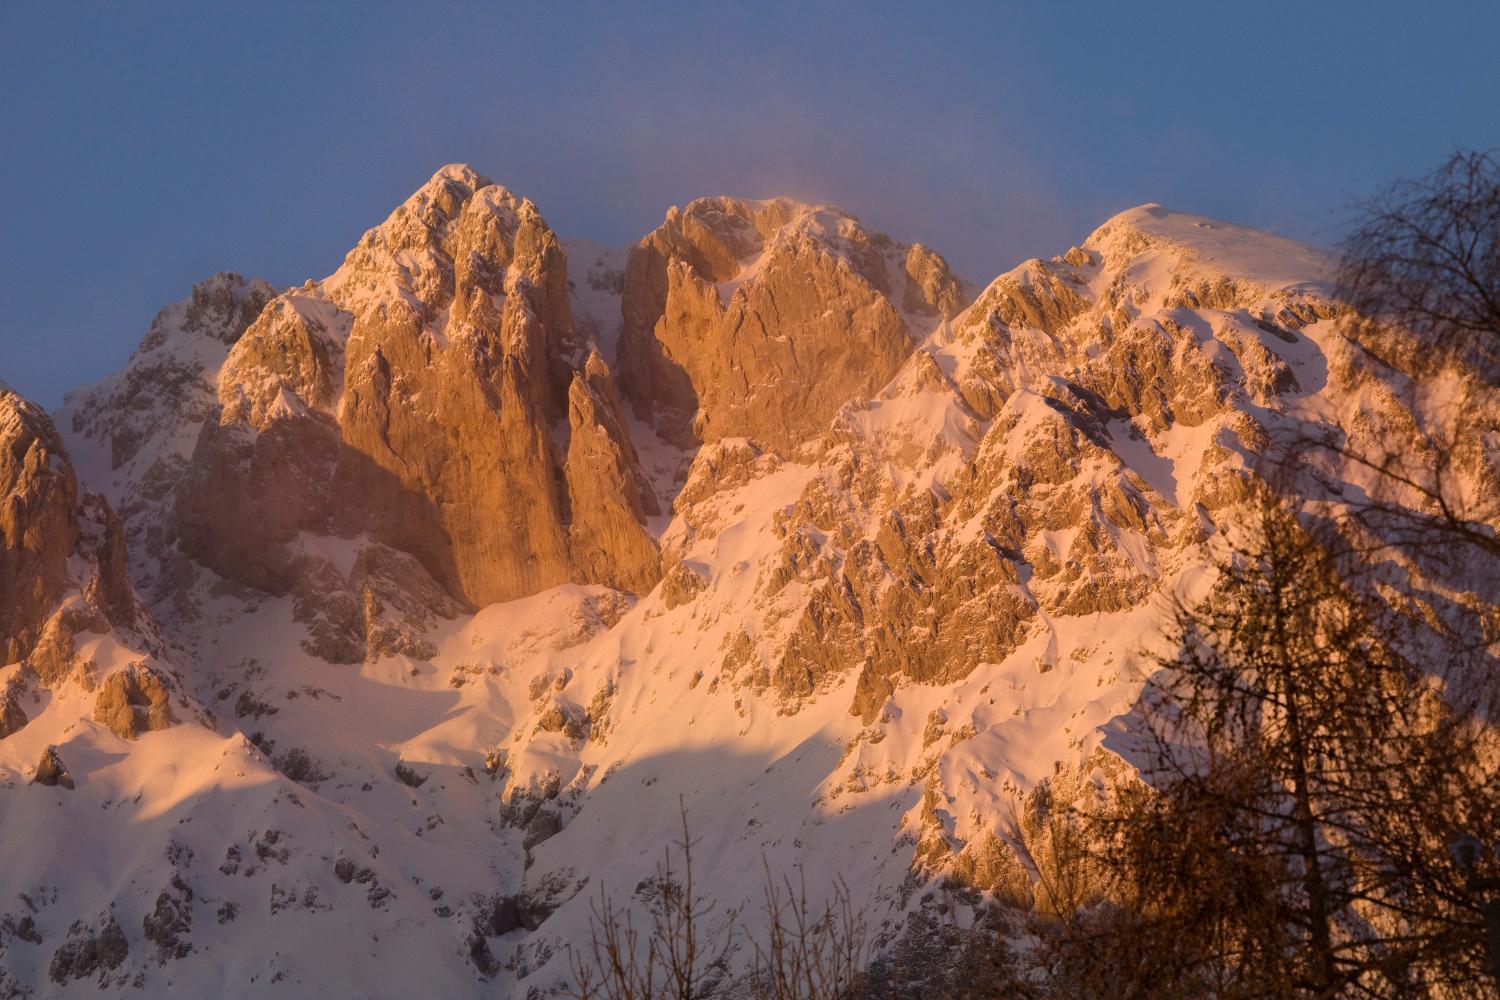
2 384 137 675
92 664 175 739
0 676 27 737
562 351 662 593
11 177 1485 1000
618 197 967 450
175 166 663 618
142 874 195 962
0 384 80 664
31 745 75 789
48 912 127 983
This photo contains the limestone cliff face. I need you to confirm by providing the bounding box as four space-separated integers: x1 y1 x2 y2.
8 187 1487 997
0 385 80 664
563 351 662 593
646 205 1352 724
618 197 967 451
1 384 149 735
176 166 661 618
61 178 978 663
329 176 577 605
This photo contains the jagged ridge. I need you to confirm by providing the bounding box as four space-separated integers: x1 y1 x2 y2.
0 173 1491 997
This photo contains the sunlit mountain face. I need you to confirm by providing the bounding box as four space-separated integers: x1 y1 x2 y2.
0 165 1492 996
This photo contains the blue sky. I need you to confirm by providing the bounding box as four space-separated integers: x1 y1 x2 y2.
3 1 1497 404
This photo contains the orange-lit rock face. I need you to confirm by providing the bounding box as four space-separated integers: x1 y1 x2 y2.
618 197 966 451
0 385 79 664
179 167 661 612
18 170 1490 998
1 385 137 684
75 178 979 637
330 177 578 606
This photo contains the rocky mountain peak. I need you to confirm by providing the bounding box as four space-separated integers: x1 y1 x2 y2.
60 272 274 491
176 272 276 346
618 195 968 451
4 173 1473 998
1082 203 1335 307
174 169 651 617
371 162 496 241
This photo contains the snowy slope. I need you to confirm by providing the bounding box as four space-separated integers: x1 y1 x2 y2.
0 188 1486 998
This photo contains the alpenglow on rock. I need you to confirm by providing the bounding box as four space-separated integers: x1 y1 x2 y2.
171 165 662 615
2 171 1491 999
0 383 136 673
618 196 968 451
0 383 80 665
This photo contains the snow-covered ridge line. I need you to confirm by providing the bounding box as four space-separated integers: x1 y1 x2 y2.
2 167 1481 997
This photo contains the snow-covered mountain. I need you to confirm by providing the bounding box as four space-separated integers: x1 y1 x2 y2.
0 169 1486 997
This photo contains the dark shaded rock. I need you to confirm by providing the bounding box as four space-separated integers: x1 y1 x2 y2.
31 745 74 789
48 912 128 984
394 760 428 788
334 857 377 888
464 893 524 979
142 874 193 961
466 927 501 979
514 870 583 930
1 914 42 945
481 894 520 936
253 829 289 865
0 683 27 738
273 746 329 784
522 808 563 851
234 689 278 719
482 747 507 779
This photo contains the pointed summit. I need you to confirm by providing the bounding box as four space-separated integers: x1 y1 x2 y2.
178 166 660 615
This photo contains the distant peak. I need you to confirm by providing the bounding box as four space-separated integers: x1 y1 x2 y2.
653 196 895 266
428 162 493 190
189 271 274 300
674 194 787 214
1084 203 1333 290
1087 202 1303 248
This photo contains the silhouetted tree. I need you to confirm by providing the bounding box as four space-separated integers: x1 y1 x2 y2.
1340 149 1500 382
568 806 736 1000
1082 495 1500 998
1314 149 1500 567
567 810 1033 999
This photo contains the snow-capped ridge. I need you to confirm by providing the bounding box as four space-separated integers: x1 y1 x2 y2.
1085 202 1334 294
3 169 1480 998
